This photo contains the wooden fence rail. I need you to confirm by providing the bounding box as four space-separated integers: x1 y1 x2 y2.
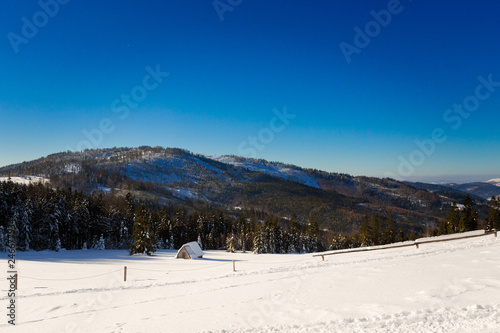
313 229 497 261
415 229 496 248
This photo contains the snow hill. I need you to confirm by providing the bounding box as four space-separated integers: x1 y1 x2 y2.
207 155 321 189
485 178 500 187
2 231 499 332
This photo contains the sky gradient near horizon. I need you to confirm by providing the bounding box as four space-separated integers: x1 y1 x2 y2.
1 0 499 183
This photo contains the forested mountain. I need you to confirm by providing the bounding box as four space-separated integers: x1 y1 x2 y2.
0 146 491 250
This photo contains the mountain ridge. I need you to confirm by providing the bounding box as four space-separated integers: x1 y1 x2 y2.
407 180 500 201
0 146 491 234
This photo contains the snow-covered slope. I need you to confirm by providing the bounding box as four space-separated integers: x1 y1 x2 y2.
485 178 500 187
207 155 321 189
4 231 499 332
0 176 48 185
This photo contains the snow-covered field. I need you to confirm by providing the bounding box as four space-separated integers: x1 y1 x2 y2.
0 176 48 185
2 232 499 332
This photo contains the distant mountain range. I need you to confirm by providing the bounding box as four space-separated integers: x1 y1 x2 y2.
0 146 494 233
406 179 500 201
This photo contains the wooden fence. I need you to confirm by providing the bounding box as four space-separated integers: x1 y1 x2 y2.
313 229 497 261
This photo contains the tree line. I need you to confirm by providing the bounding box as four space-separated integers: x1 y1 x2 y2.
1 180 492 255
329 193 497 250
437 194 480 236
329 213 417 250
0 181 322 254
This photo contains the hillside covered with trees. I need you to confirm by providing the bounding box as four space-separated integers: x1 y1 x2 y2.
1 178 495 254
0 147 494 254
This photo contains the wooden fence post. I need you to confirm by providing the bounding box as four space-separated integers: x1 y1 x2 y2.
124 266 127 282
415 243 419 249
232 260 235 272
321 255 325 261
495 229 497 237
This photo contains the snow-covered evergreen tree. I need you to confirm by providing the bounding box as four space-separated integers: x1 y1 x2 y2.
55 238 61 252
197 234 202 250
130 205 156 255
97 234 105 250
253 228 263 254
305 216 320 252
0 226 5 252
288 233 298 253
119 221 130 249
11 198 31 251
169 234 174 250
154 238 163 250
226 233 235 253
329 234 342 250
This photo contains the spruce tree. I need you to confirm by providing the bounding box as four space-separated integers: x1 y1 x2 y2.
272 216 282 253
370 215 381 246
459 194 478 232
253 226 263 254
97 234 105 250
0 226 6 251
330 234 346 250
383 212 397 244
488 196 500 230
438 219 449 236
445 202 461 234
130 205 156 255
306 216 320 252
236 215 248 253
360 215 371 247
226 233 235 253
289 212 301 253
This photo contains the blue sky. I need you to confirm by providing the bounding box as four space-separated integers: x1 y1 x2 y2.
0 0 499 183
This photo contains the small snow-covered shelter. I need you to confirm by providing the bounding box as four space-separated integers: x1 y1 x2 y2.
175 241 204 259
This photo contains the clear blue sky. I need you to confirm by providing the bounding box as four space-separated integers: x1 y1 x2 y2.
1 0 499 183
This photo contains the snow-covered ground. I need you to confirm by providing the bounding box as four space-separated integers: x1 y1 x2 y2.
0 176 49 185
170 187 198 199
485 178 500 187
1 232 499 332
